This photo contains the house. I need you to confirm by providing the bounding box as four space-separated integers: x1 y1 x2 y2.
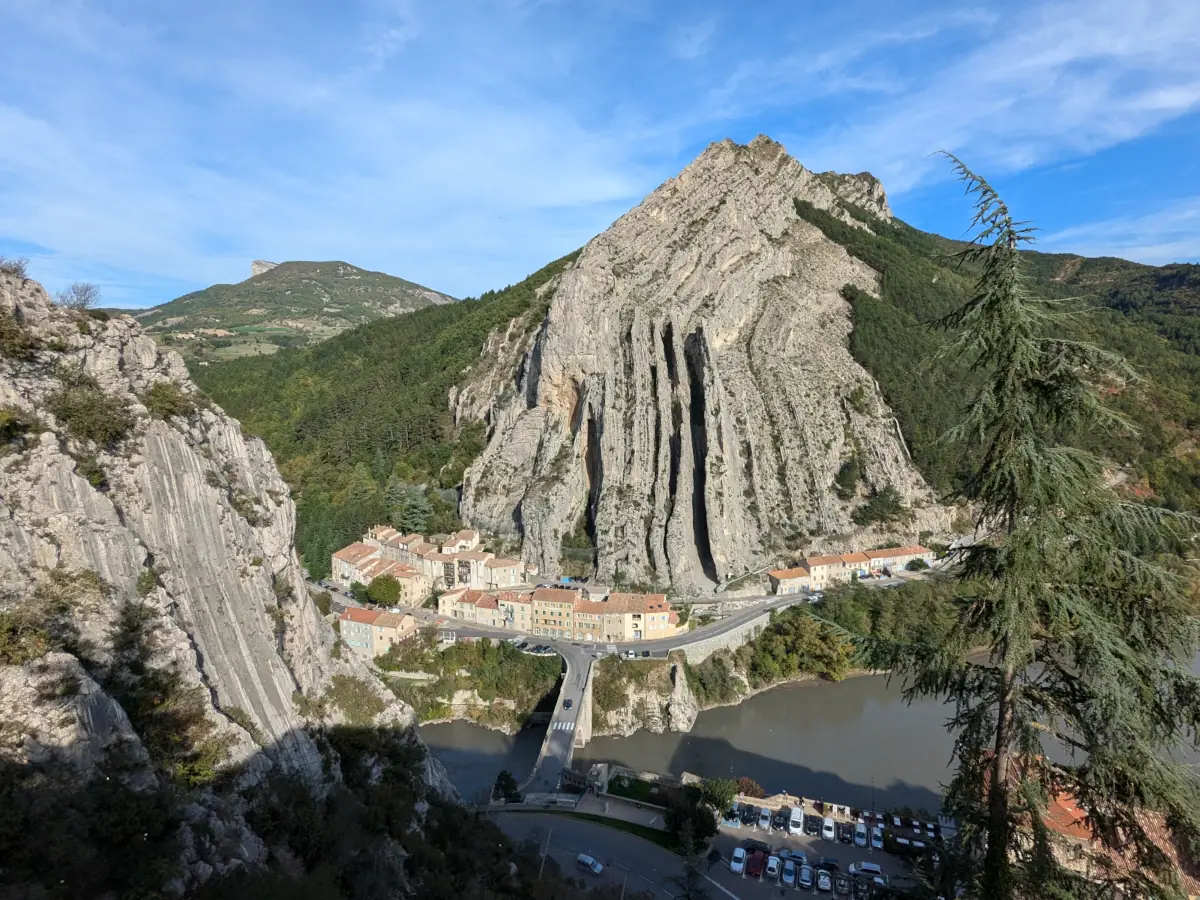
338 607 381 658
603 593 675 641
571 598 607 642
495 591 534 631
483 557 525 590
803 554 849 590
332 543 381 587
440 529 482 553
768 565 812 594
532 588 576 638
863 545 934 572
840 551 870 578
371 611 418 656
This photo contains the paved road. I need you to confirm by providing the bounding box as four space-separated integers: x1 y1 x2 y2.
493 812 691 898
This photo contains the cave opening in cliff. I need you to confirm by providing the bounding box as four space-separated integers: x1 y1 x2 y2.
584 413 602 551
684 330 718 583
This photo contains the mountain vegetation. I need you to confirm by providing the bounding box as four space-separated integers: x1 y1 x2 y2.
857 158 1200 900
129 260 454 362
194 253 577 577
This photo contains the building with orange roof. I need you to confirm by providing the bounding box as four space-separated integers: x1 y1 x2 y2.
331 542 381 586
602 592 675 641
371 611 418 656
338 606 381 657
768 565 812 594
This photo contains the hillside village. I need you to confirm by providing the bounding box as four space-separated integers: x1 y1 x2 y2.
768 545 935 593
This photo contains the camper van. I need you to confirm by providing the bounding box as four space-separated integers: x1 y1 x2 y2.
788 806 804 835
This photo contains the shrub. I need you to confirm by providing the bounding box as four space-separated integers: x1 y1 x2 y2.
834 456 860 500
0 309 39 360
140 381 196 420
69 452 109 490
323 675 386 727
735 776 765 798
222 705 264 745
47 370 134 449
0 611 54 664
906 557 930 571
54 282 100 311
0 405 39 451
135 567 158 597
313 590 332 616
230 492 267 527
851 485 912 526
0 255 29 278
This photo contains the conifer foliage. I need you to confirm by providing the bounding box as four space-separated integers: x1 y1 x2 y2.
865 156 1200 899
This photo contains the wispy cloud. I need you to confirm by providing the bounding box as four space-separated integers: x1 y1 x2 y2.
1040 199 1200 265
0 0 1197 306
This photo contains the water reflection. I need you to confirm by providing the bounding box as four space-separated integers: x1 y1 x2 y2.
422 721 547 802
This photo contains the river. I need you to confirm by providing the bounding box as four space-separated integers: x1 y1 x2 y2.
422 672 955 811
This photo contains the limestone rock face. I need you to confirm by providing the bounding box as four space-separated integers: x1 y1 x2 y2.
593 661 698 738
462 136 949 593
1 273 454 885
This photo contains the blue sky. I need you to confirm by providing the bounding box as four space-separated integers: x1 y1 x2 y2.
1 0 1198 308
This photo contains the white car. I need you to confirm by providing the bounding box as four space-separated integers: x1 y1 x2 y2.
822 816 836 841
871 826 885 850
817 869 833 892
849 862 885 882
854 822 868 848
798 865 814 890
758 808 771 830
788 807 804 835
782 859 797 886
576 853 603 875
765 856 781 881
730 847 747 875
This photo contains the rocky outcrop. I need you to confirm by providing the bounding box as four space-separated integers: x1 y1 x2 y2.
0 273 452 890
461 136 950 594
594 661 699 738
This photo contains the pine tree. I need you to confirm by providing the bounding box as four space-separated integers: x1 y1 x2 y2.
399 490 433 535
858 156 1200 899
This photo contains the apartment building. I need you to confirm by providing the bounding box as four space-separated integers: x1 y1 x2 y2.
767 565 812 594
603 592 674 641
371 611 418 656
337 607 418 660
532 588 577 639
863 546 935 571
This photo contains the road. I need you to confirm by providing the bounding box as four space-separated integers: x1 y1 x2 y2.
495 812 912 899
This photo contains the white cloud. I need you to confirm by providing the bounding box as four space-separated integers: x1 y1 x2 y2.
785 0 1200 192
1040 199 1200 264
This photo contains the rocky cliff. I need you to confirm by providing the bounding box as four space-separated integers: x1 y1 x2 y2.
461 136 949 593
592 659 699 738
0 272 450 892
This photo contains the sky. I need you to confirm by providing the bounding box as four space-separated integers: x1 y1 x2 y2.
1 0 1199 308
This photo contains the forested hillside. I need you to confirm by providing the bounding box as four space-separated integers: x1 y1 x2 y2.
793 200 1200 510
193 254 577 576
196 202 1200 580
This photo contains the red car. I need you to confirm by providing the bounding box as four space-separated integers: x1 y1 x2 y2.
746 851 767 879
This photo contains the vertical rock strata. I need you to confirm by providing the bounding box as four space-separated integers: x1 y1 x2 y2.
462 136 947 592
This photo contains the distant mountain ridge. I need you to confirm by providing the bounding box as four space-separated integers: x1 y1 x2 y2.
127 260 455 361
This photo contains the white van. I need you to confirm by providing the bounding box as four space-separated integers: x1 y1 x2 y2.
788 806 804 835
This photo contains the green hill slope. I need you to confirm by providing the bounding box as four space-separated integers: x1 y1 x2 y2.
193 253 577 574
195 208 1200 579
126 261 455 362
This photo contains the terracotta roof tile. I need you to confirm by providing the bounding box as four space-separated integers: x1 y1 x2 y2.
340 607 381 625
770 566 811 579
840 551 870 564
484 557 521 568
333 543 381 564
805 554 845 567
606 592 670 613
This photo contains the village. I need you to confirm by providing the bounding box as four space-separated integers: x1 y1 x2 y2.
325 524 936 662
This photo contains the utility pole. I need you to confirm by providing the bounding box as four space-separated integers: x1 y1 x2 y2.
619 875 627 900
538 827 553 881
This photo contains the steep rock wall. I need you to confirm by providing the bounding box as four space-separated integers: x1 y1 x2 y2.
462 136 949 593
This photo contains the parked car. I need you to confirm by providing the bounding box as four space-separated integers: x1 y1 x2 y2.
576 854 603 875
782 858 796 886
815 857 840 872
740 805 758 826
838 821 853 843
722 803 741 827
788 806 804 835
765 856 780 881
730 847 747 875
804 814 822 836
798 865 815 890
746 851 766 879
772 811 788 831
834 874 852 896
641 650 650 657
854 822 868 848
822 816 836 841
817 869 833 892
625 650 636 659
849 862 885 881
758 807 772 830
870 826 884 851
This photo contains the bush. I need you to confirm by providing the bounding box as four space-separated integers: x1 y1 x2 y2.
0 611 54 664
54 282 100 310
322 675 387 727
0 405 39 450
834 456 860 500
136 567 158 596
906 557 930 571
736 776 765 798
851 485 912 526
140 381 196 420
0 309 39 360
699 777 737 812
0 255 29 278
47 370 134 449
222 705 264 745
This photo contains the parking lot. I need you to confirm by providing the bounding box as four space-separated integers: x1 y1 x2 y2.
703 801 938 897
